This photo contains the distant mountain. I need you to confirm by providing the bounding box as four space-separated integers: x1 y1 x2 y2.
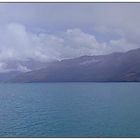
5 59 58 72
0 71 21 82
9 48 140 82
0 59 58 82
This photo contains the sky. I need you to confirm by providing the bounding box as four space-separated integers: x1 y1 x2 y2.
0 3 140 69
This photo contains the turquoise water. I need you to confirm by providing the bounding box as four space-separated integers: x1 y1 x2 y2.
0 83 140 137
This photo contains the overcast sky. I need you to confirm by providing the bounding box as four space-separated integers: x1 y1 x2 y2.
0 3 140 63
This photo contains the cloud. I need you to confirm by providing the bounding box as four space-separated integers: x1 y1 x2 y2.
109 38 139 52
17 64 31 72
0 22 138 63
0 3 139 73
0 21 138 73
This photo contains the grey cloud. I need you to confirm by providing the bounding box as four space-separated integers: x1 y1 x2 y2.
0 3 139 72
0 22 137 63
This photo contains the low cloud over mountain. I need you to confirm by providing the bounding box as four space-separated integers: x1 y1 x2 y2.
0 22 138 73
9 48 140 82
0 3 140 76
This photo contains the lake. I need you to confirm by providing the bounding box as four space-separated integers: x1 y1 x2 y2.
0 83 140 137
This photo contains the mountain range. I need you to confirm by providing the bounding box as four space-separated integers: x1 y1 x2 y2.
5 47 140 82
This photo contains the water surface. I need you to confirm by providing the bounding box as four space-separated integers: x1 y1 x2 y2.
0 83 140 137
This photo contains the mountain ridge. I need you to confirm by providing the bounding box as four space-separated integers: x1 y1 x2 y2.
8 47 140 82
